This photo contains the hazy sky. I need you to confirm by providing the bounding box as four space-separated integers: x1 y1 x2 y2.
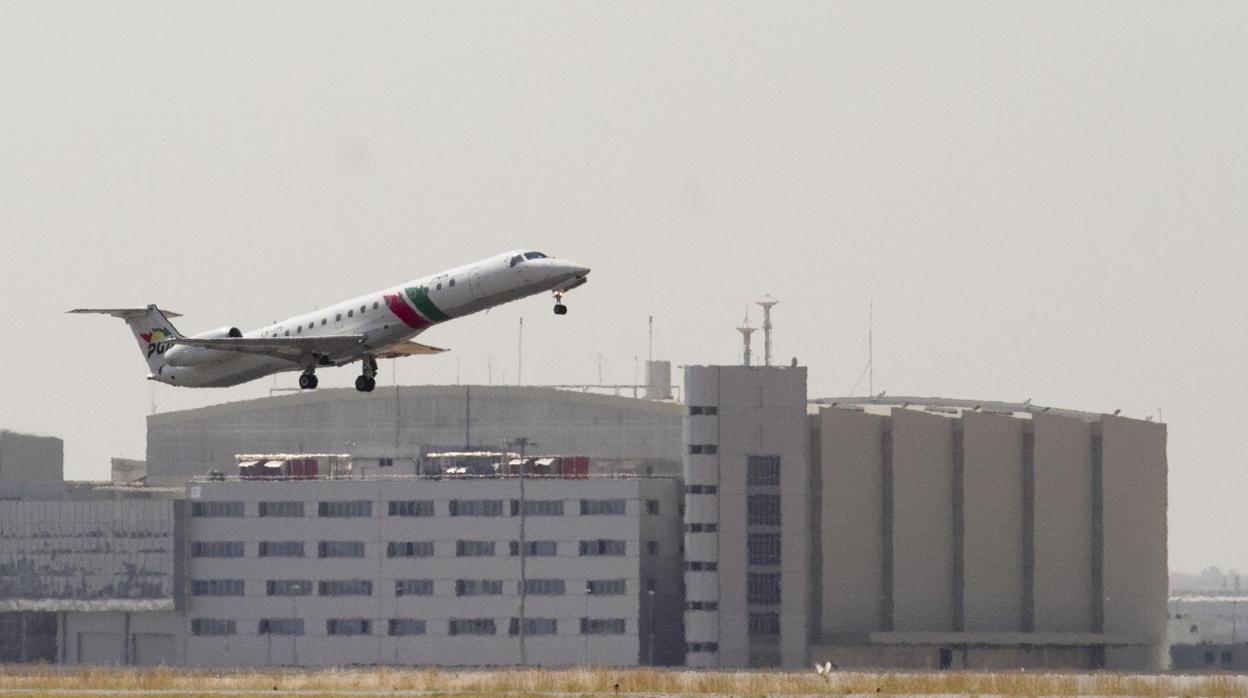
1 2 1244 572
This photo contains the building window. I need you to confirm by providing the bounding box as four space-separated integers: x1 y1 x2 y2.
579 539 626 556
318 579 373 597
449 499 504 516
318 500 372 518
688 406 718 416
448 618 496 636
395 579 434 597
587 579 626 595
326 618 370 636
747 455 781 486
455 540 495 557
387 541 434 558
378 457 393 467
580 499 626 515
388 619 426 636
685 601 719 611
521 579 565 595
646 499 660 515
259 541 304 558
580 618 626 635
647 541 660 555
748 533 782 566
511 499 564 516
266 580 312 597
509 617 557 636
191 579 244 596
190 619 235 636
685 485 718 495
317 541 365 558
510 540 558 556
455 579 503 597
747 494 782 526
388 500 434 517
688 444 718 455
687 642 719 652
191 501 244 518
685 561 718 571
749 612 781 636
258 501 304 517
258 619 304 636
190 541 244 558
747 573 781 605
689 406 702 415
686 523 718 533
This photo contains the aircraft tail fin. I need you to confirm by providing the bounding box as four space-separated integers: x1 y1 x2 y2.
69 305 185 373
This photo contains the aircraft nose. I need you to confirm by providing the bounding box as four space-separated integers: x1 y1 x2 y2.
563 260 590 276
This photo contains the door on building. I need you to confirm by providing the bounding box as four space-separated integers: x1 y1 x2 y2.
78 632 124 665
133 633 177 666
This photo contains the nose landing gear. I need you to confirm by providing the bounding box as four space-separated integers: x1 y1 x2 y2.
553 290 568 315
355 355 378 392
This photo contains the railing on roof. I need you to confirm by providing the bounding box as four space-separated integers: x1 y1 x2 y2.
188 472 677 483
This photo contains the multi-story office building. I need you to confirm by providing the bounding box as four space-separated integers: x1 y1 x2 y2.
50 475 683 667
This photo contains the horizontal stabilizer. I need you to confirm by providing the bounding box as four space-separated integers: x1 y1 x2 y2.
68 305 182 319
375 340 448 359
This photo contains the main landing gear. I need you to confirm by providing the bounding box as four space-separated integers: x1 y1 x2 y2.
298 370 319 390
553 290 568 315
355 355 378 393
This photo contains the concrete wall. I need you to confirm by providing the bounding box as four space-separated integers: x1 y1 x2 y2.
817 408 887 638
0 430 63 483
64 611 185 665
889 409 955 632
1032 412 1095 632
147 386 683 486
1100 416 1168 670
960 411 1024 632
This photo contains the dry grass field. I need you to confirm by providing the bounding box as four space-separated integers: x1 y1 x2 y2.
0 666 1245 697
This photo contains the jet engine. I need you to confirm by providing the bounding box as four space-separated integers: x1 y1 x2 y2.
164 326 243 367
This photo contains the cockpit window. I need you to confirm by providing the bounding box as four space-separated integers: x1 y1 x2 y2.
510 255 523 267
523 251 547 260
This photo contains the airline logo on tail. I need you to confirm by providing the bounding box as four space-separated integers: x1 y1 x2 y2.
141 328 173 343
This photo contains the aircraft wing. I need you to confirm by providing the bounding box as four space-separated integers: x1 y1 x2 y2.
374 340 448 359
170 335 367 363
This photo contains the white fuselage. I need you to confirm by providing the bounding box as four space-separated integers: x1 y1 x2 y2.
154 250 588 388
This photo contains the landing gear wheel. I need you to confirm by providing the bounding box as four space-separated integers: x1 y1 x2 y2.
554 303 568 315
299 373 319 390
355 375 376 393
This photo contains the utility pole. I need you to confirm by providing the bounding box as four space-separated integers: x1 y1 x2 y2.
517 317 523 386
869 299 874 397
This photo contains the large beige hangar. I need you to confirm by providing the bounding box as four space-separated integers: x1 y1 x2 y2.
147 386 684 486
809 397 1167 671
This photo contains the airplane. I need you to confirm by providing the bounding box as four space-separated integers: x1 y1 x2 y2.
71 250 589 393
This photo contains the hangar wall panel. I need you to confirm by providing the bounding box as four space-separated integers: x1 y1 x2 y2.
890 409 955 632
1100 416 1167 670
818 408 886 637
1032 412 1094 632
961 411 1024 632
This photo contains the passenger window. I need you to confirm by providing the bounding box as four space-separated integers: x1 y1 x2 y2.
297 326 302 333
436 283 442 290
336 313 342 321
449 279 455 287
308 323 313 330
321 319 327 325
348 310 354 317
360 305 366 313
373 301 379 310
284 330 289 336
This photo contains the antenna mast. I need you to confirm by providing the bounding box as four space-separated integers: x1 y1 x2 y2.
517 317 523 386
736 311 757 367
869 299 874 396
756 295 779 367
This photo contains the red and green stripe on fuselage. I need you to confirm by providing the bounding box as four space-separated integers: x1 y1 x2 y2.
384 285 452 330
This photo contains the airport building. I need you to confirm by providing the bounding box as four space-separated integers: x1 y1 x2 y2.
0 364 1170 671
